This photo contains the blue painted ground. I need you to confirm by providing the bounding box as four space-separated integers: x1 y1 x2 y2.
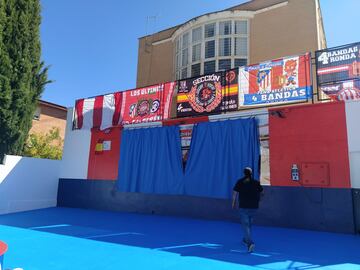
0 207 359 270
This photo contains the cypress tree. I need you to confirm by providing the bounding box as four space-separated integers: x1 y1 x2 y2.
0 0 49 160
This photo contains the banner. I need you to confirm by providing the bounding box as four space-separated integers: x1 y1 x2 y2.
179 124 193 166
74 92 122 130
238 53 312 107
120 82 175 125
316 42 360 101
176 69 239 118
74 82 175 129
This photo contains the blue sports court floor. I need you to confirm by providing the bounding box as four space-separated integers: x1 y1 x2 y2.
0 207 359 270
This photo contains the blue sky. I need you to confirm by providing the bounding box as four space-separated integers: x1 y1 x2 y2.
40 0 360 107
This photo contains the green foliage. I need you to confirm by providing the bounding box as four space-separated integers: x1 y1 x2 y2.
23 127 63 160
0 0 50 158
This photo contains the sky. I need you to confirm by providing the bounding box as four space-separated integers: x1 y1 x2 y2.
39 0 360 107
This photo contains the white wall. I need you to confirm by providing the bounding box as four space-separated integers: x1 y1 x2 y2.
345 100 360 189
0 155 60 214
60 108 91 179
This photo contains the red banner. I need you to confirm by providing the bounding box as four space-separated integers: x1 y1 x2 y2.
121 82 175 125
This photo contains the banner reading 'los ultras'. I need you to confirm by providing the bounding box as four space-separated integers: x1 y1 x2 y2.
121 82 175 125
176 70 239 117
316 42 360 101
238 53 312 107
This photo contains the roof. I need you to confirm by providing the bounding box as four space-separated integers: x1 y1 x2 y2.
139 0 289 40
38 100 67 111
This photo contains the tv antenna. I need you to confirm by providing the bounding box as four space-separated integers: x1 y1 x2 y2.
146 15 159 36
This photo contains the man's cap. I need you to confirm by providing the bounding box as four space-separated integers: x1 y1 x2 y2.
244 167 252 173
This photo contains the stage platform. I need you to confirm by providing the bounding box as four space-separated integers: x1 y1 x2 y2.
0 207 359 270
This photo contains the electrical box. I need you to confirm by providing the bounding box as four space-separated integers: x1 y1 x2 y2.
301 162 330 187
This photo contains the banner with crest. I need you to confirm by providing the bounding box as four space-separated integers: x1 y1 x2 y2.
120 82 175 125
176 69 239 118
238 53 312 107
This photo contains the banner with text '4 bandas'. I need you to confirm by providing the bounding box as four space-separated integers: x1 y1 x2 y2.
316 42 360 101
238 53 312 107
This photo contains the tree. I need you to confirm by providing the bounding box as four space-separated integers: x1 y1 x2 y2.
0 0 50 161
23 127 63 160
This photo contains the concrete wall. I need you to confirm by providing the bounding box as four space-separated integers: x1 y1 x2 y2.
0 155 60 214
58 179 355 233
345 101 360 189
60 108 91 179
345 100 360 233
269 102 351 188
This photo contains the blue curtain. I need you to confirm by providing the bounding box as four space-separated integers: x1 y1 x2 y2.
184 118 260 199
117 126 184 195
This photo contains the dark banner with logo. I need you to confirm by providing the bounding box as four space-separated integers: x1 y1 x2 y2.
176 69 239 118
316 42 360 101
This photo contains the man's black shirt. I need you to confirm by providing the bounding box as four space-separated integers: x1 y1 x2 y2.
233 177 263 209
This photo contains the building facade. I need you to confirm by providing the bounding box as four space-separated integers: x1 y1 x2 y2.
30 100 67 140
137 0 326 88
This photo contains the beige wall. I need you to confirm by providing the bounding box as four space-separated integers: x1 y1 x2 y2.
137 27 177 88
249 0 318 64
30 104 67 140
137 38 174 88
136 0 323 89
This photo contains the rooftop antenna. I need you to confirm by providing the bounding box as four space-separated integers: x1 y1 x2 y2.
146 15 158 36
145 15 159 53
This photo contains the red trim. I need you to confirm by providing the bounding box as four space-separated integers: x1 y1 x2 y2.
162 116 209 126
75 99 84 129
93 96 104 128
0 240 8 256
39 100 67 111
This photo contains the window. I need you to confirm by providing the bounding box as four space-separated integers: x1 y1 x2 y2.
192 44 201 62
219 38 231 56
234 37 247 56
192 27 202 43
175 19 249 78
181 48 188 67
175 38 180 53
191 63 201 77
182 32 189 48
205 40 215 58
204 61 216 74
235 58 247 68
181 67 188 79
33 107 41 120
234 20 247 35
219 21 232 35
204 23 216 38
218 59 231 71
176 53 181 69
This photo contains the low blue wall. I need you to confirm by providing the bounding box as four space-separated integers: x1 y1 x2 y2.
353 188 360 234
57 179 356 234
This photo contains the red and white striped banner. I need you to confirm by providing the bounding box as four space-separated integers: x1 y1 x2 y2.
74 92 122 130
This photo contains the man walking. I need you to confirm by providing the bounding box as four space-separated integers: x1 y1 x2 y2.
232 167 263 253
